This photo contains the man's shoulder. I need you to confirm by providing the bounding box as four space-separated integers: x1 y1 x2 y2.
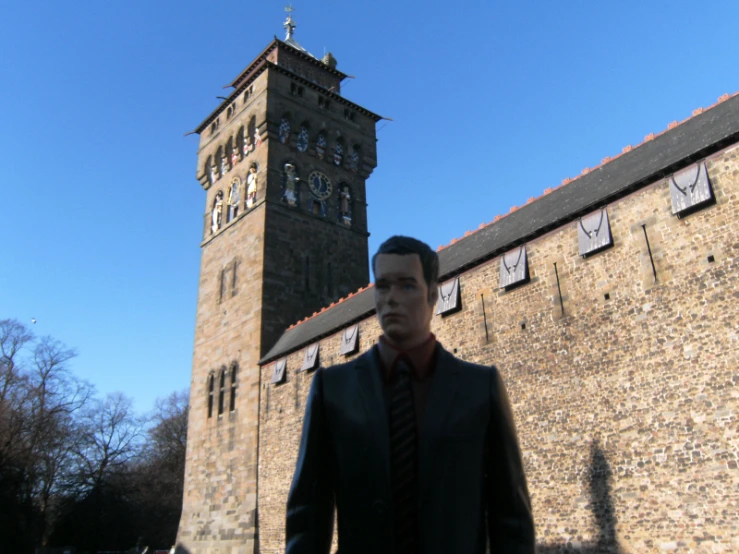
317 347 375 378
440 346 499 377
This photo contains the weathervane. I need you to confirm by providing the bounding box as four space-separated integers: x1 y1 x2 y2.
284 3 296 40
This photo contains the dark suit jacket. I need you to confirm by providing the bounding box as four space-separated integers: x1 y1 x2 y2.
286 344 535 554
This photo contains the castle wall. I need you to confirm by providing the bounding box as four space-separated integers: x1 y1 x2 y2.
257 143 739 554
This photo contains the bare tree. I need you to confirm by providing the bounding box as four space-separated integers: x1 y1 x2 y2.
72 391 145 492
26 336 91 545
0 319 92 551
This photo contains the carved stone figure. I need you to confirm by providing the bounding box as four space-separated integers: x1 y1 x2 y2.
231 148 239 167
246 166 258 208
339 186 352 225
333 142 344 166
315 134 327 160
209 163 217 184
283 163 299 207
220 155 228 176
228 180 241 221
211 192 224 234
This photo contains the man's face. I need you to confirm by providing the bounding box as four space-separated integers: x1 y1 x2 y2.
374 253 436 348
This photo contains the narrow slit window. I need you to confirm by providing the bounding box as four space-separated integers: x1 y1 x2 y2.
229 365 237 412
218 369 226 415
231 261 238 297
207 374 214 418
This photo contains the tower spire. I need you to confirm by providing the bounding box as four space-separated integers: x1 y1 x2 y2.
284 3 296 40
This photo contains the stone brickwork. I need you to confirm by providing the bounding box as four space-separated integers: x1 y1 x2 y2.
257 143 739 554
179 39 379 554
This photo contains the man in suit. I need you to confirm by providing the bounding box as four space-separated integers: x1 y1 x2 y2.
286 236 535 553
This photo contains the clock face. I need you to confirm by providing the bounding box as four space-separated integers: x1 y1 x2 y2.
308 171 332 200
296 127 309 152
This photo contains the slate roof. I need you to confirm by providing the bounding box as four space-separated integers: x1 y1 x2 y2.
260 93 739 365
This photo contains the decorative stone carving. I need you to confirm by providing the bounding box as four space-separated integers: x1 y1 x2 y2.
339 324 359 356
315 134 327 160
669 161 714 216
282 163 299 207
578 208 613 256
499 246 529 289
211 191 224 234
301 343 319 371
246 165 258 209
271 358 287 384
228 179 241 221
436 277 461 315
333 142 344 166
338 184 352 225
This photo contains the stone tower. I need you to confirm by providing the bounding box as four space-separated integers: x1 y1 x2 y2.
177 13 382 554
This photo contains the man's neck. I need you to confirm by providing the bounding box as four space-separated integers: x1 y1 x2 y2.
382 331 432 352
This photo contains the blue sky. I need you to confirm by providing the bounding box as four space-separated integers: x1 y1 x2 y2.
2 0 737 413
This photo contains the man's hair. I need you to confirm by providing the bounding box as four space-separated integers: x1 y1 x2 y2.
372 236 440 297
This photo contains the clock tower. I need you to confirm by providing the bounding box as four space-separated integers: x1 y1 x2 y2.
177 11 381 554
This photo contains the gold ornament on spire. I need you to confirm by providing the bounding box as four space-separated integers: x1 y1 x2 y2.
284 3 296 40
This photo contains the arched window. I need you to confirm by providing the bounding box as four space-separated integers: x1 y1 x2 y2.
229 364 238 412
207 373 215 418
215 145 224 179
247 116 257 153
227 178 241 222
278 115 291 145
337 183 353 227
296 123 310 152
236 127 245 162
211 191 224 235
226 137 234 172
315 132 327 160
349 144 360 173
333 139 345 167
218 368 226 416
205 156 214 185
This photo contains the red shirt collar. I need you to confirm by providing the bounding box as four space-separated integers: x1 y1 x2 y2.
377 333 437 382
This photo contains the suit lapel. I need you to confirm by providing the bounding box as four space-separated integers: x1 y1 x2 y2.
354 346 390 482
419 345 461 491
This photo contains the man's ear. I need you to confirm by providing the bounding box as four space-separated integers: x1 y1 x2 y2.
428 282 439 307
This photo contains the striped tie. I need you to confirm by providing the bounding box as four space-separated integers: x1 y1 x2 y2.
389 357 419 554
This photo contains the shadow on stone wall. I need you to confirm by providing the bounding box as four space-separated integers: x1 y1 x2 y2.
536 439 622 554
